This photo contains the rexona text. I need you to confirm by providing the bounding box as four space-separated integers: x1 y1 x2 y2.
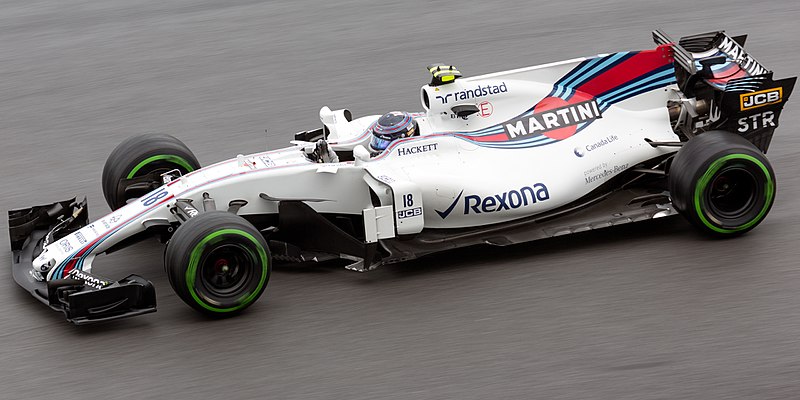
464 183 550 214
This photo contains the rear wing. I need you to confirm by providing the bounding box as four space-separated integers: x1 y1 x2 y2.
653 30 773 87
653 30 796 152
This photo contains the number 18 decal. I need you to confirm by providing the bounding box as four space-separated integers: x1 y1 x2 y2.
402 194 414 208
141 188 169 206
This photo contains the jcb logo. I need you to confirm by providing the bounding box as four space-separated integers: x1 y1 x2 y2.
397 207 422 220
740 87 783 111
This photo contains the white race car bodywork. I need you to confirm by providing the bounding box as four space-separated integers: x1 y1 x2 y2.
33 48 685 280
13 29 795 323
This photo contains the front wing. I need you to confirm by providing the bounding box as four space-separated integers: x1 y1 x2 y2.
8 198 156 325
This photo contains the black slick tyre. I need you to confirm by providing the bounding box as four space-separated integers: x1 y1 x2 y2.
668 131 776 236
165 211 271 316
102 133 200 210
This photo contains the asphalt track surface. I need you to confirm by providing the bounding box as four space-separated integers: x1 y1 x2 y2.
2 1 800 399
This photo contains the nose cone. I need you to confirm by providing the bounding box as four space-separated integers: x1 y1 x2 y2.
33 248 56 273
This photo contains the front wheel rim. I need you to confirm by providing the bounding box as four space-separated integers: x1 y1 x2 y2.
199 243 254 297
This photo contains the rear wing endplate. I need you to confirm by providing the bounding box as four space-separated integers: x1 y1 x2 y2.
653 30 696 75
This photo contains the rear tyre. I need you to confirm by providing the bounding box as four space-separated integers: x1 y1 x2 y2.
102 133 200 210
668 131 776 236
165 211 271 316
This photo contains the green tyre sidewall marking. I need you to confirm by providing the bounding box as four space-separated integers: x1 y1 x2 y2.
185 229 269 313
693 153 774 234
127 155 195 179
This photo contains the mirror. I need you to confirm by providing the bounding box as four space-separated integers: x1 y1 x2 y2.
451 104 480 118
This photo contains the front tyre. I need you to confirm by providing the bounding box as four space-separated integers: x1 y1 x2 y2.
668 131 776 236
165 211 271 316
102 133 201 210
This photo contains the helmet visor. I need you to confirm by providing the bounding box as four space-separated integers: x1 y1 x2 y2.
370 135 394 151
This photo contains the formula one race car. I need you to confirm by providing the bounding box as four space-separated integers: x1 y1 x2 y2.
8 30 795 324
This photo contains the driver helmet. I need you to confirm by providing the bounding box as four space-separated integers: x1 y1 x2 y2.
369 111 417 152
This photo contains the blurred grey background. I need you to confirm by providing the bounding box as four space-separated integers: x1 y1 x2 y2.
1 0 799 399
